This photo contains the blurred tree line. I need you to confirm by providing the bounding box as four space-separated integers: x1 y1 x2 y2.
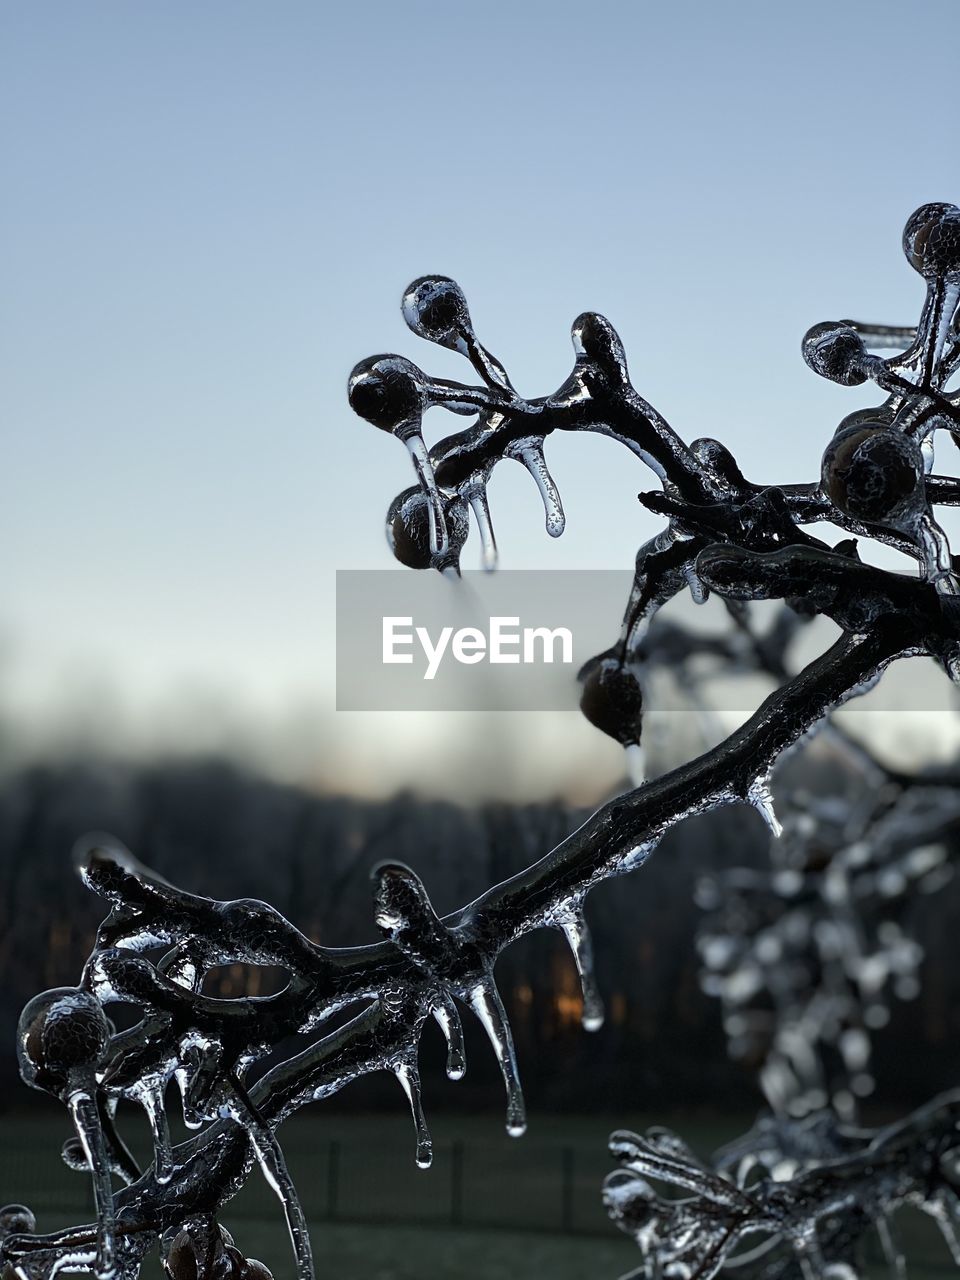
1 756 959 1115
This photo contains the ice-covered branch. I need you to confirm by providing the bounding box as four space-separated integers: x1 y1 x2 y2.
606 1091 960 1280
0 621 921 1280
4 201 959 1280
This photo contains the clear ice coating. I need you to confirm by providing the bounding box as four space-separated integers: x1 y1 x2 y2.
6 204 960 1280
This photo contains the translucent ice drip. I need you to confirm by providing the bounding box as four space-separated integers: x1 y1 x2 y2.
557 907 604 1031
467 980 526 1136
684 563 709 605
510 440 565 537
136 1082 173 1184
467 483 498 572
394 1061 433 1169
175 1038 224 1130
67 1092 117 1280
746 775 782 839
432 998 466 1081
404 434 448 556
230 1083 315 1280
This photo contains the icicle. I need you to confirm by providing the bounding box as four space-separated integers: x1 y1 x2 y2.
625 742 646 788
67 1092 117 1280
684 564 709 605
229 1084 315 1280
467 484 498 572
928 1191 960 1265
394 1061 433 1168
515 442 565 537
404 433 448 556
138 1082 173 1184
875 1214 906 1280
557 909 604 1031
432 998 466 1081
746 776 782 839
467 980 526 1136
175 1039 223 1129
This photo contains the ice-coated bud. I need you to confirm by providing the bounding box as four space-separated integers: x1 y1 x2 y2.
570 312 628 380
402 276 472 349
690 437 749 490
73 834 151 904
372 861 454 981
372 861 440 937
386 487 469 571
801 322 868 386
821 424 924 523
902 202 960 280
348 355 427 437
579 658 643 747
17 987 109 1096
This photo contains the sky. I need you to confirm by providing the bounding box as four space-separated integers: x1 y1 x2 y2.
2 0 959 799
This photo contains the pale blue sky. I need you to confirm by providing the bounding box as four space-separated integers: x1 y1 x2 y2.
2 0 958 796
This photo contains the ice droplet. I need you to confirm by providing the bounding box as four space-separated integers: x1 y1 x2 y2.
432 998 466 1081
395 1061 433 1168
468 484 499 572
404 434 448 556
515 442 565 537
558 908 604 1031
467 980 526 1136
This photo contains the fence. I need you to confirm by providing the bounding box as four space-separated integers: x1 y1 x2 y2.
5 1125 960 1280
0 1131 617 1239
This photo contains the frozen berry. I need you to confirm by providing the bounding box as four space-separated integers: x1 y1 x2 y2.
402 276 471 348
348 356 426 436
0 1206 35 1238
801 322 868 386
902 202 960 280
580 658 643 747
386 487 468 570
17 988 109 1097
821 423 923 523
